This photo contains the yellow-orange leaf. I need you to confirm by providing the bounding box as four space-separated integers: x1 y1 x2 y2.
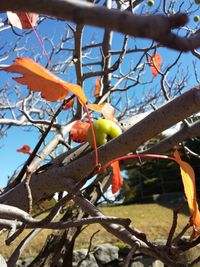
3 58 87 104
149 53 162 77
87 103 115 120
87 103 105 113
174 150 200 237
111 161 123 194
94 78 101 98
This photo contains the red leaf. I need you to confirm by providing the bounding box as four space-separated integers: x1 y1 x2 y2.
17 145 32 155
7 12 39 29
148 53 162 77
70 120 90 143
111 161 123 194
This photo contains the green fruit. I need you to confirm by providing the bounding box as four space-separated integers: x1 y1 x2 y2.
87 118 122 147
147 0 154 6
194 15 200 22
195 0 200 4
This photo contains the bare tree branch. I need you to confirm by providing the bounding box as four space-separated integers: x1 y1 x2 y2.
1 86 200 210
0 0 199 51
7 229 41 267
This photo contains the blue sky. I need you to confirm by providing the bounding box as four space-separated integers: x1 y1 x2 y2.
0 2 199 187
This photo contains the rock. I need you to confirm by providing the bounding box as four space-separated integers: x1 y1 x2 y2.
94 243 119 264
131 262 144 267
103 259 121 267
118 245 131 257
16 257 34 267
130 259 164 267
73 249 88 263
152 260 164 267
73 249 98 267
0 255 7 267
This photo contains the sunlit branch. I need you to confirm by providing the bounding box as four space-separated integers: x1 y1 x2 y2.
1 0 200 51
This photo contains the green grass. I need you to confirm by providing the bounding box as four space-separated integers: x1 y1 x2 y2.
0 203 192 259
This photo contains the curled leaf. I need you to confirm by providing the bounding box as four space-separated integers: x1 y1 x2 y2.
111 161 123 194
7 12 39 29
101 103 116 121
17 145 32 155
87 103 115 120
70 120 90 143
148 53 162 77
3 58 87 103
94 78 101 98
174 150 200 238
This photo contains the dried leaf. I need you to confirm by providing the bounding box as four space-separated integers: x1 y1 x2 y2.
149 53 162 77
3 58 87 103
70 120 90 143
174 150 200 238
101 103 115 120
7 12 39 29
111 161 123 194
87 103 115 120
17 145 32 155
94 78 101 98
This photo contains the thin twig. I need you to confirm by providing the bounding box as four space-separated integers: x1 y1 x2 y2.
189 254 200 266
77 230 100 267
166 205 183 247
6 221 17 243
7 229 41 267
5 95 75 191
9 102 64 187
97 180 115 204
178 236 200 252
27 216 131 229
0 204 131 230
122 242 140 267
24 166 33 214
6 225 26 245
172 224 191 245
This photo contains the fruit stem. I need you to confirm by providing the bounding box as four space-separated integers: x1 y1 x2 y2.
25 13 50 65
83 103 99 167
98 153 175 173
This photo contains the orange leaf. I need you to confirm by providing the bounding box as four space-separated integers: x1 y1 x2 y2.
94 78 101 98
17 144 32 155
62 98 74 110
174 150 200 237
7 12 39 29
111 161 123 194
87 103 115 120
3 58 87 103
70 120 90 143
149 53 162 77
